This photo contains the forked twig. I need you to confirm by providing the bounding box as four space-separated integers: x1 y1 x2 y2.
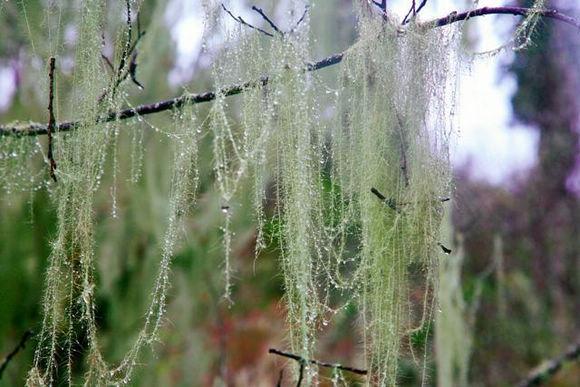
402 0 429 25
221 3 274 37
99 4 146 103
268 348 368 377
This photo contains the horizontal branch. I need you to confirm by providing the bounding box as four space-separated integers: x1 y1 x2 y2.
423 6 580 30
268 348 368 376
1 6 578 137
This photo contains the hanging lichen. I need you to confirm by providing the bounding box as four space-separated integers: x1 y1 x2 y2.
209 5 325 377
329 4 461 384
24 1 201 384
0 0 559 386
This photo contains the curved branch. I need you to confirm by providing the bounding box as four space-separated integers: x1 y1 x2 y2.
1 6 579 137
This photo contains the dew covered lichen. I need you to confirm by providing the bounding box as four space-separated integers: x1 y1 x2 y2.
0 1 549 385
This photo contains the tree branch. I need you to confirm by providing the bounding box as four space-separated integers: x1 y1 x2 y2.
517 341 580 387
423 7 580 30
268 348 368 376
1 6 579 137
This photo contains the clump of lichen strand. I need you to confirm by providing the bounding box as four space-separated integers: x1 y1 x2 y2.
210 26 273 303
209 4 461 384
269 35 327 375
209 12 327 380
26 1 200 385
26 2 112 385
331 8 461 384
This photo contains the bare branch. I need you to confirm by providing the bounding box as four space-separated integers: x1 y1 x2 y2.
0 330 34 380
423 6 580 30
2 6 579 137
268 348 368 376
518 341 580 387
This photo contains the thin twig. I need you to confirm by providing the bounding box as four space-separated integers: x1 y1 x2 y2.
372 0 387 12
289 6 310 34
0 330 34 380
2 6 580 137
128 51 144 89
117 0 133 77
221 3 274 37
296 361 304 387
251 6 284 36
101 53 115 73
268 348 368 376
517 341 580 387
99 4 145 103
371 187 450 211
276 369 284 387
47 57 57 182
402 0 428 25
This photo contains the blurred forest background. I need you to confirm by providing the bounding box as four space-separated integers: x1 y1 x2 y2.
0 0 579 386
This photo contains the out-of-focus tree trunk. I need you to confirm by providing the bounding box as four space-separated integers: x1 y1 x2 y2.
510 0 580 338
